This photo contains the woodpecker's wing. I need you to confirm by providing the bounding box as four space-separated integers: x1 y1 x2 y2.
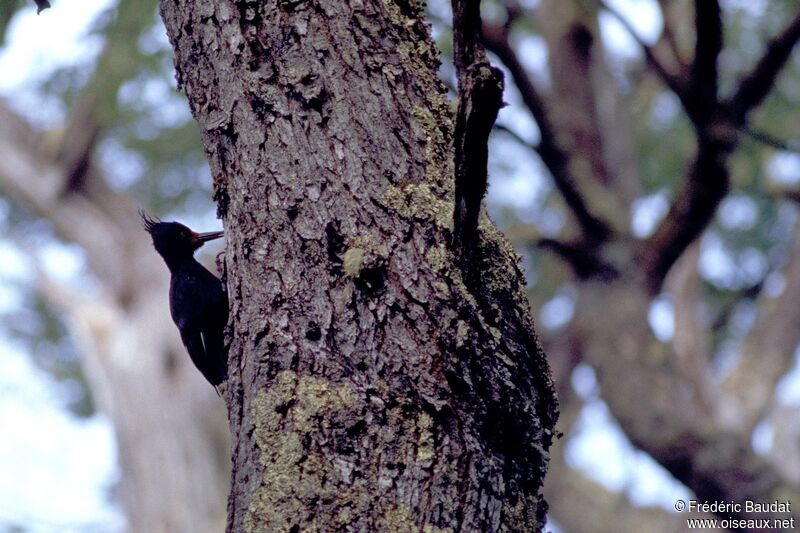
169 260 229 388
178 326 225 387
200 322 228 385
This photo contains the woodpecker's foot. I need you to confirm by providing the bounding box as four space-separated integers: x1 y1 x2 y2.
215 380 228 403
215 251 227 284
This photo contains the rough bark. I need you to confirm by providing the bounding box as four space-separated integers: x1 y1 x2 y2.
0 103 230 532
159 0 558 531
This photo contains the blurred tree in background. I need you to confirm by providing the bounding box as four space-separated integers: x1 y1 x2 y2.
1 0 800 531
0 1 229 531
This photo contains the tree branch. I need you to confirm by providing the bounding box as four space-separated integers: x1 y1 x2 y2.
657 0 688 67
53 95 101 194
640 7 800 292
33 0 50 14
688 0 722 119
728 10 800 121
640 140 732 292
451 0 505 260
575 279 800 523
664 241 714 411
603 1 721 286
743 124 800 153
538 238 617 280
547 437 709 532
719 227 800 433
0 103 144 299
635 1 728 292
482 21 611 244
492 122 532 150
768 405 800 485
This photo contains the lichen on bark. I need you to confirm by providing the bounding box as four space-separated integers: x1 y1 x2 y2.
246 371 358 532
381 183 453 229
246 371 464 532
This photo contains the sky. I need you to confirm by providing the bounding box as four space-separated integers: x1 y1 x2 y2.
0 344 121 532
1 0 798 531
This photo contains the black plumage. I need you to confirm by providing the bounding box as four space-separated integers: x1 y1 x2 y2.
141 212 228 388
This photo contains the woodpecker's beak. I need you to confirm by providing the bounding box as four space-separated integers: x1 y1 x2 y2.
193 230 224 248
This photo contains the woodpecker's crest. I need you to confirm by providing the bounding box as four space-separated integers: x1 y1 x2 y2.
140 210 224 264
140 210 161 233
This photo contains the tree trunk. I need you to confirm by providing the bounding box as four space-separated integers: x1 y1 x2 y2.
159 1 558 531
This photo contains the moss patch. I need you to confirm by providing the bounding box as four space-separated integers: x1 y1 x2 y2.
413 105 454 194
500 492 540 532
382 182 452 229
244 372 458 530
416 412 434 462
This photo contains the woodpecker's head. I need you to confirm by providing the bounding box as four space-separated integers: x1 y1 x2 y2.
141 211 224 266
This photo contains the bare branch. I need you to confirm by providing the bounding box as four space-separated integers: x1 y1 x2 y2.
0 102 150 301
768 405 800 485
664 241 714 411
451 0 487 77
482 22 611 244
657 0 689 66
780 188 800 205
547 445 707 532
56 95 101 194
743 124 800 153
719 227 800 432
689 0 722 117
492 123 533 151
33 0 50 14
538 238 617 280
639 9 800 291
636 1 730 292
640 138 732 292
575 279 800 523
728 10 800 121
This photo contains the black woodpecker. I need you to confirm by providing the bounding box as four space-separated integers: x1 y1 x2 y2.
141 212 228 389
